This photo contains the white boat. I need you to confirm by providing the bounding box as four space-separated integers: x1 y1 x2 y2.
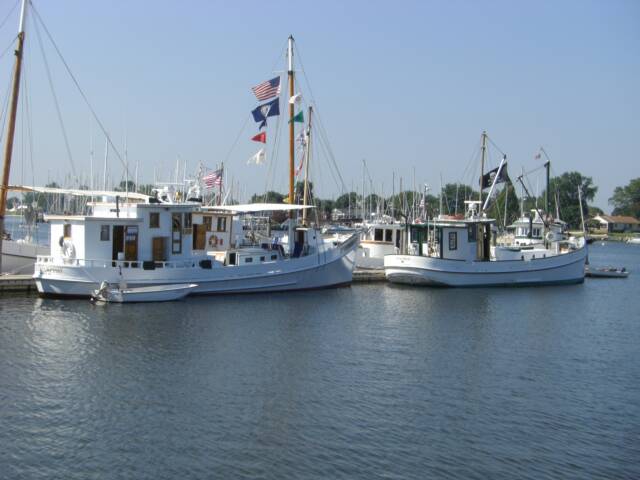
585 266 629 278
31 192 357 297
1 236 49 275
627 236 640 245
28 35 358 298
91 281 198 303
384 133 587 287
355 217 403 270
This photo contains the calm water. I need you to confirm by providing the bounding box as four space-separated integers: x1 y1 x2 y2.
1 242 639 479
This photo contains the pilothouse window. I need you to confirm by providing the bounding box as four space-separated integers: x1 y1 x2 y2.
374 229 383 241
385 229 393 242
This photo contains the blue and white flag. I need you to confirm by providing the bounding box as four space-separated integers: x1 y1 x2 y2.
251 98 280 129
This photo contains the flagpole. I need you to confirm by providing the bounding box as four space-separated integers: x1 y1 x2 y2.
478 130 486 214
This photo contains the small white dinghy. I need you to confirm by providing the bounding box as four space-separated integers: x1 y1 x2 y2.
91 281 198 303
585 266 629 279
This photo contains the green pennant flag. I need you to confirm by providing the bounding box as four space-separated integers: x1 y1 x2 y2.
288 111 304 124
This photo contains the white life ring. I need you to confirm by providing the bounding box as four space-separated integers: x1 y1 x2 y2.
545 231 555 242
62 239 76 260
209 235 218 247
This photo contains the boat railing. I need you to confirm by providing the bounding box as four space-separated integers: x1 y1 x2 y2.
36 255 202 270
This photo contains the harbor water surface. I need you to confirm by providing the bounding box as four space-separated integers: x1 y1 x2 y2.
1 242 639 479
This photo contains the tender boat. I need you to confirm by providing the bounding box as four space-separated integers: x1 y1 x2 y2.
91 281 198 303
585 266 629 278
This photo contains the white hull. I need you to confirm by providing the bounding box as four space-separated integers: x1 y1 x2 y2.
34 236 357 297
1 240 49 275
384 245 587 287
355 242 399 270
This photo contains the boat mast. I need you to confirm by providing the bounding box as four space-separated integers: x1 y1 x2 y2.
302 106 312 225
0 0 28 273
478 130 486 215
287 35 295 204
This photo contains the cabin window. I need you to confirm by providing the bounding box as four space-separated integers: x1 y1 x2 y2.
183 213 192 234
217 217 227 232
271 254 277 260
468 225 477 242
533 228 541 237
63 223 72 238
385 229 393 242
260 256 265 262
449 231 458 251
100 225 110 241
172 213 182 254
149 212 160 228
203 216 212 232
374 229 383 241
244 257 253 263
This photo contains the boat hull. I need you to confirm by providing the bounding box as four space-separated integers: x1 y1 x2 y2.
92 284 198 303
1 240 49 275
34 236 358 297
384 246 587 287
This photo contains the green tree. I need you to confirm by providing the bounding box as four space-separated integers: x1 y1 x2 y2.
334 192 360 211
486 183 520 227
250 191 285 203
440 183 478 216
609 178 640 218
114 180 136 192
543 172 597 228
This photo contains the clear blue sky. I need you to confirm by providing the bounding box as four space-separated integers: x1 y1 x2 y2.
1 0 638 211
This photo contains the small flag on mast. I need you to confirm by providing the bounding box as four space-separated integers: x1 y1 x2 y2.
289 93 302 104
251 132 266 143
251 76 281 101
288 110 304 124
251 98 280 129
204 169 223 188
247 149 266 165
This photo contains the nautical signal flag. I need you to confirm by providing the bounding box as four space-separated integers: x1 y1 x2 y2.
247 149 266 166
251 76 281 101
251 132 266 143
251 98 280 129
288 110 304 124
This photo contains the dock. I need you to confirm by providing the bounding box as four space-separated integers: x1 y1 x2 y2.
0 274 37 293
353 269 387 283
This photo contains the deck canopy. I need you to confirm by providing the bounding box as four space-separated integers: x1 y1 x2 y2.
202 203 314 214
9 185 151 202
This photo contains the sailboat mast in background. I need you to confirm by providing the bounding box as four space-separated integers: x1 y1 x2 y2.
0 0 28 273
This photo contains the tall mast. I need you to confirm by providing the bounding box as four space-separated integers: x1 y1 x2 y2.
302 106 312 225
287 35 295 204
0 0 28 273
544 159 550 214
478 130 486 213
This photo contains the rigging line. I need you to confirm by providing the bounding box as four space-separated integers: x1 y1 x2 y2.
0 66 14 145
0 34 18 61
29 3 130 178
486 134 505 157
0 0 18 33
32 14 77 178
222 114 251 166
293 43 347 193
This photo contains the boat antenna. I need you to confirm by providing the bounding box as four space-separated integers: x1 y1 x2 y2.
0 0 28 273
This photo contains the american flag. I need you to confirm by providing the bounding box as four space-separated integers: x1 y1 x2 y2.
204 169 223 189
251 76 281 101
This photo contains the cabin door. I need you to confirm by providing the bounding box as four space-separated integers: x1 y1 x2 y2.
124 226 138 261
112 226 124 262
